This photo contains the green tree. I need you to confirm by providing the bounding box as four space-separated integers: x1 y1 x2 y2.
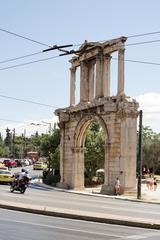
4 128 12 149
40 129 60 171
0 141 10 157
84 122 105 185
142 126 160 174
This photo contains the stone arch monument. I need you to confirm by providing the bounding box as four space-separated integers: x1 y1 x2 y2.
55 36 139 194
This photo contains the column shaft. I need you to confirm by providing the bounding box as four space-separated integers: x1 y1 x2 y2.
88 60 95 101
103 55 111 97
95 55 103 99
70 68 76 106
117 48 125 96
80 61 89 102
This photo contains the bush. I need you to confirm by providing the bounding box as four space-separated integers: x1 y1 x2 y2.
43 169 60 186
154 164 160 175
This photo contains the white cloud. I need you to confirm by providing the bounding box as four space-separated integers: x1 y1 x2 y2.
136 93 160 133
0 116 59 138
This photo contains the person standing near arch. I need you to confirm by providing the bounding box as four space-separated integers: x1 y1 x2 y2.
115 177 121 195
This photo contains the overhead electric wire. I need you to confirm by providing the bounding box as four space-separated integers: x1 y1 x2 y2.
0 94 58 108
0 54 60 71
1 28 160 70
127 31 160 39
112 57 160 66
126 39 160 47
0 51 43 64
1 53 160 72
0 118 22 123
2 27 160 47
0 28 51 47
0 108 160 127
0 38 158 66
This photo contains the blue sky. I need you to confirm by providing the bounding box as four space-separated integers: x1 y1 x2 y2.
0 0 160 136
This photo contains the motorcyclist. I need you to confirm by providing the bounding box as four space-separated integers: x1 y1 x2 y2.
10 169 30 194
15 169 30 186
23 170 30 185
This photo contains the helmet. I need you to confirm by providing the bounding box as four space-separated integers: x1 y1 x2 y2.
21 168 25 172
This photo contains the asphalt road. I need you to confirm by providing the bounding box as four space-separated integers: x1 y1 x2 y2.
0 166 160 229
0 208 160 240
0 181 160 224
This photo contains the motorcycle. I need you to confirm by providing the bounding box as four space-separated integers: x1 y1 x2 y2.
10 177 29 194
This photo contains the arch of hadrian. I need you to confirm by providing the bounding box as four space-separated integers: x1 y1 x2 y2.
55 36 139 194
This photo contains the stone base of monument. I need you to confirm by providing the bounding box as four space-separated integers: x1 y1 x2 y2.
100 184 124 195
56 182 70 190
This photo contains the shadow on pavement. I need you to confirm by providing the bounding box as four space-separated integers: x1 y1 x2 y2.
29 182 54 191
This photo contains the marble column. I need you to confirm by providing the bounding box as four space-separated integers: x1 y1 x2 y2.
95 54 103 99
70 67 76 106
117 48 125 96
80 61 89 102
88 60 95 101
103 55 111 97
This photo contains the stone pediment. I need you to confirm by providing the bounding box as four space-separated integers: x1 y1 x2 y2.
75 36 127 57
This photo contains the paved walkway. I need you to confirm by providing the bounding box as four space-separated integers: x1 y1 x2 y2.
71 183 160 204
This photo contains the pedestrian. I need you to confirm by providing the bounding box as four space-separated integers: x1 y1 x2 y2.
153 177 157 191
149 175 153 191
115 177 121 195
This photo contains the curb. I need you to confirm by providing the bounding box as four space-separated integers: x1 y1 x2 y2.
34 182 160 205
0 202 160 230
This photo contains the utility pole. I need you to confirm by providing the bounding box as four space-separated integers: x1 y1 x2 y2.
137 110 143 199
23 129 26 158
12 128 15 159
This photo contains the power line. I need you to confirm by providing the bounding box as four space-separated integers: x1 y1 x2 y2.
0 111 160 128
0 94 58 108
1 53 160 72
0 45 73 65
126 39 160 47
2 27 160 47
0 51 42 64
0 28 51 47
0 30 160 67
0 54 60 71
112 57 160 66
127 31 160 39
0 118 22 123
1 37 160 70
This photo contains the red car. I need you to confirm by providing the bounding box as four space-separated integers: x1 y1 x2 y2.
3 159 17 168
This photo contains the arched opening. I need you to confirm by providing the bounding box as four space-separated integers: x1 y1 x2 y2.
84 122 105 189
74 115 108 190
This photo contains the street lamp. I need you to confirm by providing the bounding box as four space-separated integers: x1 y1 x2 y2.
41 121 52 135
30 122 52 135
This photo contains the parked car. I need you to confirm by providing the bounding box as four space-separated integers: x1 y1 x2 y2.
0 170 13 183
33 161 47 170
3 159 17 168
0 166 8 171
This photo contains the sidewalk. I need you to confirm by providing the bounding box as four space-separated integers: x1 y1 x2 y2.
69 183 160 204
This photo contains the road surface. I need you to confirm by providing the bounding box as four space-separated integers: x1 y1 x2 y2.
1 208 160 240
